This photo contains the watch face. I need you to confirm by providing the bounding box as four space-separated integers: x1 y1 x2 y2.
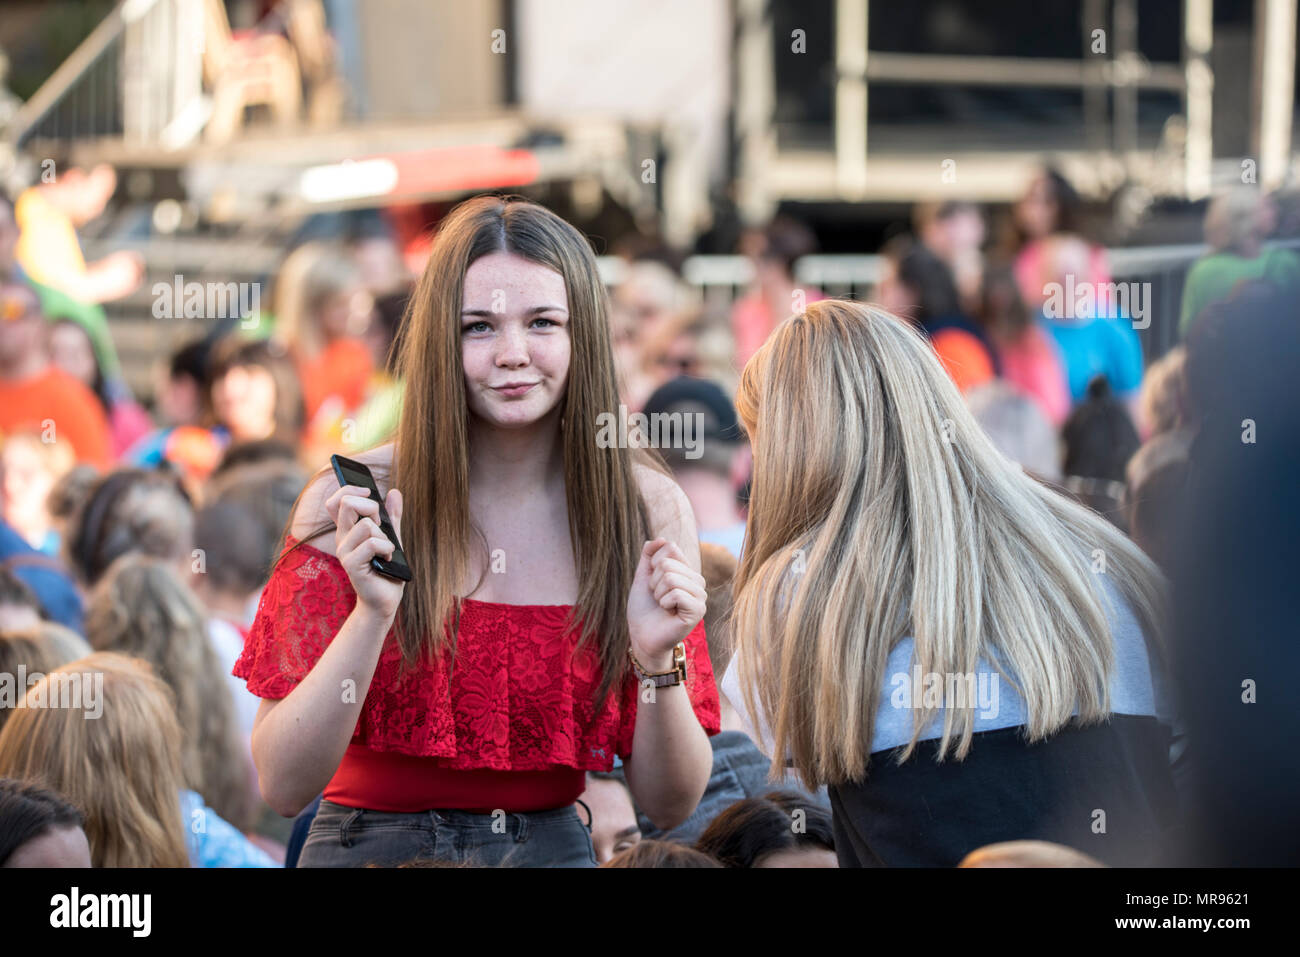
628 645 687 685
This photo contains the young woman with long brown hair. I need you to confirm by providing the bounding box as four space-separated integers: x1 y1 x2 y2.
237 195 719 867
723 299 1176 867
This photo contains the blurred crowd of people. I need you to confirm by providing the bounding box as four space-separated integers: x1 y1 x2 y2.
0 156 1296 868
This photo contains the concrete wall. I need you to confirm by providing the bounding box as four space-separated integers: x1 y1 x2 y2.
358 0 507 120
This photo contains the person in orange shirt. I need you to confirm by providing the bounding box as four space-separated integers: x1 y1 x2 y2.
0 283 112 470
877 237 998 394
271 242 375 425
928 327 996 394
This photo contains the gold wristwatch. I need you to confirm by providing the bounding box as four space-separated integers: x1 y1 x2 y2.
628 642 687 687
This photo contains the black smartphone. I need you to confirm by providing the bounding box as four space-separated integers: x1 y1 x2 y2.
330 454 413 582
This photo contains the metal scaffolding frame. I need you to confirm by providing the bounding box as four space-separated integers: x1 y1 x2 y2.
735 0 1298 220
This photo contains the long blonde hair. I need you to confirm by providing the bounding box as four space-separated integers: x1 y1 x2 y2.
272 241 363 359
85 553 256 830
286 195 654 702
732 300 1166 788
0 652 190 867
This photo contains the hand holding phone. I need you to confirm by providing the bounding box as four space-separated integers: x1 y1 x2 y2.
327 455 412 619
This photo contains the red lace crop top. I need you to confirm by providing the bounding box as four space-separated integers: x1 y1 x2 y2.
233 536 721 812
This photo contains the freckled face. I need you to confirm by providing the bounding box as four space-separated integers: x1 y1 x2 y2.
461 252 571 429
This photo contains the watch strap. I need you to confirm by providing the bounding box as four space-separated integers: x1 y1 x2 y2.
628 641 687 687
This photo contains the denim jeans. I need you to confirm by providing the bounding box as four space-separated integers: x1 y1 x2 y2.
297 800 598 868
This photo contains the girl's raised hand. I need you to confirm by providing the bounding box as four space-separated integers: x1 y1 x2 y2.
324 483 406 622
627 538 706 666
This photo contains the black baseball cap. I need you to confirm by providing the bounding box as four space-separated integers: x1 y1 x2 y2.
641 376 743 444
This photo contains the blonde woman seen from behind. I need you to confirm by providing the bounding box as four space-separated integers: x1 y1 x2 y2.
0 651 276 867
86 553 260 834
0 653 191 867
722 300 1177 867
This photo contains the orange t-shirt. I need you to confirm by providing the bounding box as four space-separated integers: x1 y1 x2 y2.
0 366 112 469
931 328 995 393
297 339 374 422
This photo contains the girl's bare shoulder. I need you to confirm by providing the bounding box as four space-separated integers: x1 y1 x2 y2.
633 462 701 572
